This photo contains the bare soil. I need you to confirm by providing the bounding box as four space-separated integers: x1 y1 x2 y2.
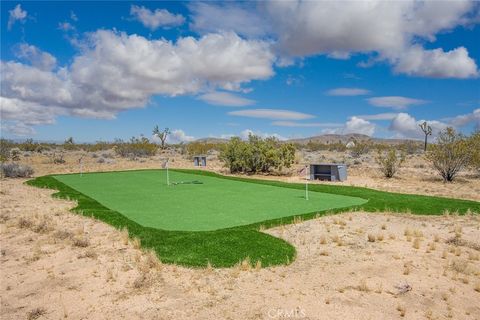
1 150 479 319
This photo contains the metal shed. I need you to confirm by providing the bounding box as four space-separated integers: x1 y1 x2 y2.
193 155 207 167
309 163 347 181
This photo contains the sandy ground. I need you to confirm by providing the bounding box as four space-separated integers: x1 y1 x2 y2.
18 149 480 201
1 178 479 320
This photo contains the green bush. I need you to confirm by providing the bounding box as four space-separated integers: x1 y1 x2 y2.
468 131 480 172
220 135 295 174
0 139 14 162
186 141 224 156
426 127 470 182
113 137 157 159
376 148 405 178
350 142 370 158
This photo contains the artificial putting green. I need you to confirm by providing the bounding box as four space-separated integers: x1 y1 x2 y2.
53 170 367 231
28 170 480 267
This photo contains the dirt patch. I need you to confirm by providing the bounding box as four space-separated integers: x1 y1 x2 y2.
1 178 479 319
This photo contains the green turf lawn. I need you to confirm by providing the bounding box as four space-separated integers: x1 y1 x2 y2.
53 170 367 231
27 169 480 268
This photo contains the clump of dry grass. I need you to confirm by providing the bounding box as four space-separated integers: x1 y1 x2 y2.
239 257 252 271
319 250 329 256
53 229 73 240
72 237 89 248
367 233 376 242
403 262 412 275
426 242 436 253
413 238 421 249
332 235 344 246
132 274 149 289
442 250 448 259
357 279 370 292
455 247 462 257
454 225 463 237
376 233 384 241
27 245 43 263
17 217 34 229
474 282 480 293
33 219 52 233
413 229 423 238
78 248 98 259
449 259 471 275
381 224 387 230
27 307 46 320
131 237 141 249
120 227 129 245
468 251 480 261
141 249 162 271
404 227 413 237
434 234 440 242
396 305 406 317
319 235 327 244
293 216 303 224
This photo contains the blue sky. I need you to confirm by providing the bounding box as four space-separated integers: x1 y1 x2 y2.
1 1 479 142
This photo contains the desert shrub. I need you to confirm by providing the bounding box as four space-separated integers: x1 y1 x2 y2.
1 163 34 178
18 138 46 153
97 157 105 163
400 140 421 155
51 151 66 164
350 142 370 158
186 141 223 156
84 141 114 152
426 127 470 182
10 148 21 161
468 131 480 172
376 148 405 178
220 135 295 174
0 139 14 162
113 137 157 159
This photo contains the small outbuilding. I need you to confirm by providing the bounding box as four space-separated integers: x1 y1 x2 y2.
309 163 347 182
193 155 207 167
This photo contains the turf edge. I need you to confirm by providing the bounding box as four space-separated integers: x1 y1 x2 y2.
26 169 480 268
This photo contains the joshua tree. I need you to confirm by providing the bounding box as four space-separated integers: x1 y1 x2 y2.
419 121 432 152
153 125 171 149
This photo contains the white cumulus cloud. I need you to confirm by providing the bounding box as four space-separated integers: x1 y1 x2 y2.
167 129 195 144
342 117 376 136
130 5 185 30
392 46 478 79
1 31 275 135
448 108 480 130
14 43 57 71
8 4 27 30
190 0 479 78
389 113 449 139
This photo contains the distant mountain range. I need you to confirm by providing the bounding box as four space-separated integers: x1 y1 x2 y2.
194 134 418 145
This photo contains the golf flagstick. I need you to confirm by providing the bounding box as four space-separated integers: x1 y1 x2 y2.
305 165 309 200
166 158 170 186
